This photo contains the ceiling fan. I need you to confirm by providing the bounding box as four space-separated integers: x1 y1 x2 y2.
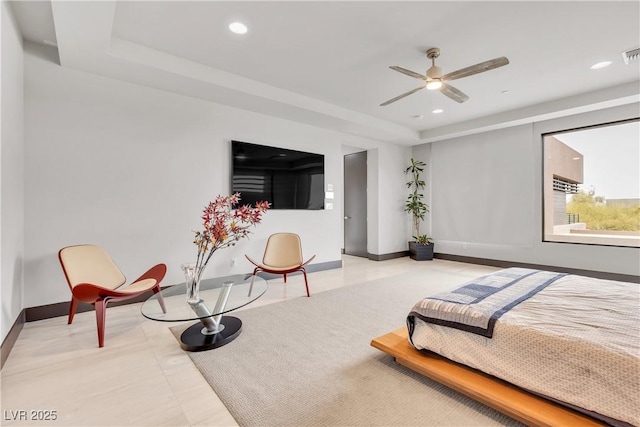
380 48 509 106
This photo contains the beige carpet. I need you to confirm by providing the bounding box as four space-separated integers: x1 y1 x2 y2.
180 272 523 426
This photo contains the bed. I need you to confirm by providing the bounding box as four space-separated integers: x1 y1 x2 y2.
371 267 640 427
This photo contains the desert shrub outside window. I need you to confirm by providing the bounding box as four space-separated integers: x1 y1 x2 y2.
542 119 640 248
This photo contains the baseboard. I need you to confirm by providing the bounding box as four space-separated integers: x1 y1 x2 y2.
342 251 408 261
435 253 640 284
308 260 343 273
24 289 159 322
1 309 26 369
368 251 409 261
255 260 342 280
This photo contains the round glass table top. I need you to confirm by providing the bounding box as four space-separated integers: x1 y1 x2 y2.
141 274 268 322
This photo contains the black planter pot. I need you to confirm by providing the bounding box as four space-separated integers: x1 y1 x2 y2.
408 241 434 261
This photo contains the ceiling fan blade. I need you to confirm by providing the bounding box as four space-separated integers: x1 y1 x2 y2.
389 66 426 80
440 83 469 103
380 85 425 106
441 57 509 81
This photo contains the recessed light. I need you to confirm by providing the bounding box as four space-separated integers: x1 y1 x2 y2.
590 61 612 70
229 22 248 35
432 109 443 114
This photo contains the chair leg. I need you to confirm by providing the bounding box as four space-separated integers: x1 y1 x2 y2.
95 299 108 348
152 285 166 313
68 297 79 324
302 269 310 297
283 273 287 283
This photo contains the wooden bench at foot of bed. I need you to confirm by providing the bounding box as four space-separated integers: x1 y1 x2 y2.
371 327 605 427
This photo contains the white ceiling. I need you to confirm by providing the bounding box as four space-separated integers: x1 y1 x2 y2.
10 1 640 145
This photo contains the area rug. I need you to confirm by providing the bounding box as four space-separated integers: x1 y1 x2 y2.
178 271 523 426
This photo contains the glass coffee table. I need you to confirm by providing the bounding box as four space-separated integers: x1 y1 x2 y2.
141 274 268 351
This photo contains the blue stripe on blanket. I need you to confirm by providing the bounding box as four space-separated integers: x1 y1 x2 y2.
407 268 567 339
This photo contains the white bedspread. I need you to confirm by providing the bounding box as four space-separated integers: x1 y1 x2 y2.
409 273 640 425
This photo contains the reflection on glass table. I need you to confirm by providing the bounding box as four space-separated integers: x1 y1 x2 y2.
141 274 268 351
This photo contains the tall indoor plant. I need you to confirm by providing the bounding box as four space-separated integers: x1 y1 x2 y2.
404 158 434 260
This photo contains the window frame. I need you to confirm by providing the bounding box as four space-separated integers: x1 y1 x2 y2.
541 117 640 248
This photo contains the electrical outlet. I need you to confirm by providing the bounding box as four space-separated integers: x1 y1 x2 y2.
462 242 468 249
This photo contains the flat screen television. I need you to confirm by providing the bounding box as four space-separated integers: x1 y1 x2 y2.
231 140 325 210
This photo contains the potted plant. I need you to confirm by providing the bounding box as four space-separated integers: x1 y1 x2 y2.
405 158 434 260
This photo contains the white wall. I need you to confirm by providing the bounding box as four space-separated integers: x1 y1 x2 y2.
372 144 411 254
416 103 640 276
1 1 25 343
432 125 535 247
366 149 379 254
22 42 407 309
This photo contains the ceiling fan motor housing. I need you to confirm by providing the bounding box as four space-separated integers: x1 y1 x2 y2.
426 48 442 79
427 66 442 79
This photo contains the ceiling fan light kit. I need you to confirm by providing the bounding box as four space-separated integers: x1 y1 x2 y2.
426 80 442 90
381 47 509 106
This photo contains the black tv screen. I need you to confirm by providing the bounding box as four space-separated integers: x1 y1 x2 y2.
231 141 325 210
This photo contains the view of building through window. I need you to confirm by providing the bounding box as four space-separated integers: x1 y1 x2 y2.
543 119 640 247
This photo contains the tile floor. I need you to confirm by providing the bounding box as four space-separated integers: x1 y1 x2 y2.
0 256 498 426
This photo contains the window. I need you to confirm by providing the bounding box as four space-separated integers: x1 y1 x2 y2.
542 119 640 247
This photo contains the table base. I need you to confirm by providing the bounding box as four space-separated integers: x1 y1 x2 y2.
179 316 242 351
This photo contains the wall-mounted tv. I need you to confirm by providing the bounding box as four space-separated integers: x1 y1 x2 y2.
231 140 325 210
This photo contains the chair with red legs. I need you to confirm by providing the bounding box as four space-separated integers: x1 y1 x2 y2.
58 244 167 348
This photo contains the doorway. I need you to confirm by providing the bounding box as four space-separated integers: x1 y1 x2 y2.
343 151 367 257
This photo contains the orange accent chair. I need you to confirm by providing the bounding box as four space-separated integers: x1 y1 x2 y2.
58 244 167 348
245 233 315 297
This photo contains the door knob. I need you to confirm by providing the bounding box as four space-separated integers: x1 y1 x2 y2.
344 216 350 220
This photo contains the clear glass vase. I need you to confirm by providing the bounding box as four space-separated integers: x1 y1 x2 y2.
181 262 205 304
